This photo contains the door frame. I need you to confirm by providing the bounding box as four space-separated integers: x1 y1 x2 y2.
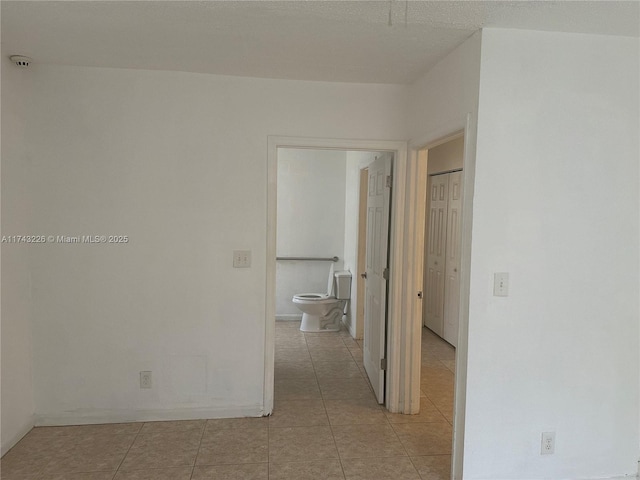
265 136 407 414
404 113 477 480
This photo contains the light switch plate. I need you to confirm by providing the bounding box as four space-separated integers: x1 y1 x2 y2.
233 250 251 268
493 272 509 296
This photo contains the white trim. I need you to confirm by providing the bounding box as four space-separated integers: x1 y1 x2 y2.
35 405 264 427
266 136 408 414
1 414 35 456
405 113 477 480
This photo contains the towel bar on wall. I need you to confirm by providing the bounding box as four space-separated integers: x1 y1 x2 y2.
276 256 339 262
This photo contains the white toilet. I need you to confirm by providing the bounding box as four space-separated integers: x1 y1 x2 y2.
292 268 352 332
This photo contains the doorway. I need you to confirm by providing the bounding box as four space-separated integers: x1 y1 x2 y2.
265 137 407 415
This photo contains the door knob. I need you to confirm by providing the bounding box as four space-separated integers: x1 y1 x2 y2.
361 272 367 279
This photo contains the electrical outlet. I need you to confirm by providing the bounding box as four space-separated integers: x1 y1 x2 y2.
140 371 152 389
541 431 555 455
233 250 251 268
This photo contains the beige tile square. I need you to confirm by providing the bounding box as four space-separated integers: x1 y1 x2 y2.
305 336 347 348
275 347 311 363
140 420 205 434
274 377 321 401
192 463 268 479
341 456 420 480
309 348 354 363
410 455 451 480
65 433 137 452
269 426 338 463
391 423 452 456
331 424 406 459
269 459 345 479
0 452 51 477
41 450 125 474
341 337 359 349
318 377 374 400
114 468 193 480
269 400 329 428
346 346 363 362
313 361 363 380
324 397 386 426
385 398 447 424
39 473 116 480
120 432 201 470
275 361 316 379
68 423 143 436
205 417 267 432
197 427 268 465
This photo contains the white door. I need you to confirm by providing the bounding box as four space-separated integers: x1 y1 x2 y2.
443 171 462 347
362 153 392 404
424 174 448 336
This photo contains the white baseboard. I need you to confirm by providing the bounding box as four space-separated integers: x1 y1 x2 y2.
35 404 265 427
275 314 302 321
1 414 35 457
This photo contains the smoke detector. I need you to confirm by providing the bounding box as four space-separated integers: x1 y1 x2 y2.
10 55 32 68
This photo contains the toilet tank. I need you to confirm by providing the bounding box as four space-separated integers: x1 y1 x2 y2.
334 271 352 300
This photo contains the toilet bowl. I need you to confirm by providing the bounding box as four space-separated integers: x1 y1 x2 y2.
293 269 352 332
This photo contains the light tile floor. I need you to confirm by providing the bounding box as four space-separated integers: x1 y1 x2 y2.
1 323 455 480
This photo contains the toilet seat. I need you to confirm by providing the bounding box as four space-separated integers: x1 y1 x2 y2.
293 293 336 304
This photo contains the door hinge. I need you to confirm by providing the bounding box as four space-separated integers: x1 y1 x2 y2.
383 267 389 280
386 175 392 188
380 358 387 370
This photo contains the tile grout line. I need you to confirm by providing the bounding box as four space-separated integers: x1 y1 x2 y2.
189 421 208 479
112 422 145 477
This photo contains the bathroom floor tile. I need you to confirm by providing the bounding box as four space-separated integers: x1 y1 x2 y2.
268 459 345 479
309 347 354 363
313 360 363 380
269 426 338 463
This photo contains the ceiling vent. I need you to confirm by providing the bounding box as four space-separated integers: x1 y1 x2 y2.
10 55 32 67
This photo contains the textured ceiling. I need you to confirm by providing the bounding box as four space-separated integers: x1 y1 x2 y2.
2 1 638 84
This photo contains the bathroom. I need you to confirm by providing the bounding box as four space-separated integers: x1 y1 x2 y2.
275 147 382 337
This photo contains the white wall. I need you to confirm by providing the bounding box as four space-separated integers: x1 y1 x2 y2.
19 65 407 424
407 31 482 476
276 148 347 318
464 29 639 479
427 135 464 175
1 57 35 453
343 151 379 338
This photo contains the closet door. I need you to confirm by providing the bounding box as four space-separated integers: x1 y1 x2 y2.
424 174 448 336
443 171 462 347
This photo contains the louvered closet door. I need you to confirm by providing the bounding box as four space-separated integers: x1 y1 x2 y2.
424 174 448 337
